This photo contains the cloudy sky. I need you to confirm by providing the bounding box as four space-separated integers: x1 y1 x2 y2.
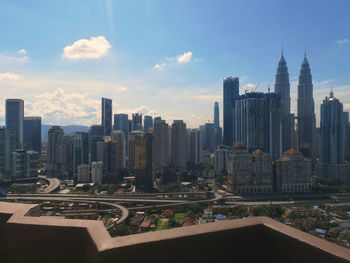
0 0 350 128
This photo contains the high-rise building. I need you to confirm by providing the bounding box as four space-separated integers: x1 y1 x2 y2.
188 129 202 164
297 55 316 159
89 124 104 163
274 52 294 152
132 113 143 131
0 127 16 181
77 164 90 183
276 149 312 193
134 133 154 191
223 77 239 146
128 130 144 169
113 113 129 154
214 102 220 128
101 97 112 136
12 149 40 179
47 126 73 179
170 120 187 171
213 145 230 172
154 119 169 170
144 115 153 134
23 117 41 155
315 91 350 182
73 132 89 178
91 161 103 185
111 130 125 170
234 92 282 160
344 112 350 162
5 99 24 148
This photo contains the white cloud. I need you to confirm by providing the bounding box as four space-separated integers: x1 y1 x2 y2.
337 38 349 46
118 86 128 92
154 63 166 70
63 36 111 59
0 72 22 80
17 49 27 55
177 51 192 63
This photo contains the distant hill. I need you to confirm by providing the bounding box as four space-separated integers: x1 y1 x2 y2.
42 125 90 142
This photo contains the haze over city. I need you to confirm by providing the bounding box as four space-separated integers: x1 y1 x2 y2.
0 0 350 127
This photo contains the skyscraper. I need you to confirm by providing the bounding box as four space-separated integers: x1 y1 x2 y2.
23 116 41 155
144 115 153 134
316 90 349 182
154 118 169 170
170 120 187 171
113 113 129 155
274 52 294 152
297 55 316 159
0 127 16 181
223 77 239 146
234 92 282 160
5 99 24 148
101 97 112 136
188 129 202 164
132 113 142 131
73 132 89 178
111 130 125 170
214 102 220 127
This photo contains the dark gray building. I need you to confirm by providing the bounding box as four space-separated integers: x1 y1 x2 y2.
223 77 239 146
132 113 142 131
274 53 294 152
113 113 129 154
297 55 316 159
5 99 24 148
73 132 89 178
101 97 112 136
23 116 41 155
316 90 349 182
234 92 282 160
144 115 153 134
170 120 187 171
214 102 220 128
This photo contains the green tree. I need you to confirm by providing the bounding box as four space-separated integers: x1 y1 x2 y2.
185 203 203 214
109 224 130 237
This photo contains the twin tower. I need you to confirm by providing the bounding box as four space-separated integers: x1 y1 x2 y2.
223 52 316 160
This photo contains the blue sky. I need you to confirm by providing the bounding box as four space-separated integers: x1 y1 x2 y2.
0 0 349 127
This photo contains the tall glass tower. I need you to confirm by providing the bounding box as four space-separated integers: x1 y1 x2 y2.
101 97 112 136
23 116 41 155
214 102 219 127
5 99 24 148
223 77 239 146
297 55 316 159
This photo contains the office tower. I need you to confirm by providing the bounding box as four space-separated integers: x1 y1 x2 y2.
214 102 220 127
89 125 104 163
227 142 273 194
73 132 89 178
144 115 153 134
23 117 41 155
113 113 129 154
315 91 349 182
274 52 294 152
344 112 350 162
154 117 162 124
213 145 230 172
5 99 24 148
47 126 73 179
234 92 282 160
12 149 40 179
276 149 312 193
170 120 187 171
203 123 216 150
77 164 90 183
103 136 122 180
223 77 239 146
91 161 103 184
154 119 169 170
134 133 154 191
0 127 16 181
297 55 316 159
101 97 112 136
111 130 125 170
128 130 144 169
188 129 202 164
132 113 143 131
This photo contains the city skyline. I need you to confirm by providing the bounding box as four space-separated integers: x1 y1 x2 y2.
0 1 350 128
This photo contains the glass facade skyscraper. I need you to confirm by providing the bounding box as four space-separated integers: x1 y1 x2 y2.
144 115 153 134
102 97 112 136
5 99 24 148
223 77 239 146
23 116 41 155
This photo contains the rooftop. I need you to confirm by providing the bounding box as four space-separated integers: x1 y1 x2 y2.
1 201 350 263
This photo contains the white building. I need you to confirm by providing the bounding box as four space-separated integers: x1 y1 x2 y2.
91 161 103 185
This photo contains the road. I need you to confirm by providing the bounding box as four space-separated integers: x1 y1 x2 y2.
38 176 61 193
